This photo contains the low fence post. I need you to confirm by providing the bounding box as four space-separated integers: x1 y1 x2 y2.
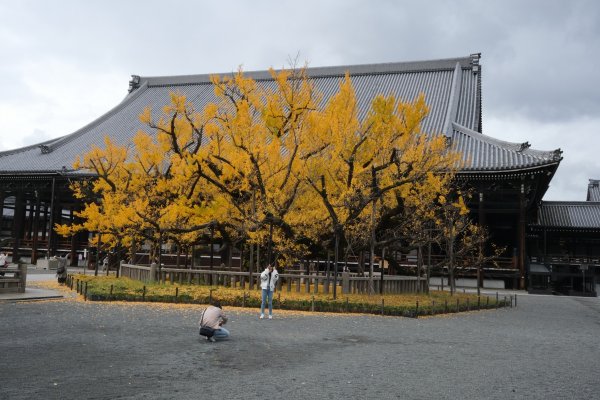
342 271 350 294
17 260 27 293
149 263 157 283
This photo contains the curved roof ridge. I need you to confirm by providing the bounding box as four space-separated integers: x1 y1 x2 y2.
0 136 62 158
141 56 474 88
451 122 562 161
442 62 463 138
23 81 149 154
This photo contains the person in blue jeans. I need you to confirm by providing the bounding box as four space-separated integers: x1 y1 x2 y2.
199 301 230 342
260 264 279 319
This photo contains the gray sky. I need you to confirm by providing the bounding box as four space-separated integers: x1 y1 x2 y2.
1 0 598 200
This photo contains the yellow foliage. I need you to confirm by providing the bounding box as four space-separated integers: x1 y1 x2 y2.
65 64 461 268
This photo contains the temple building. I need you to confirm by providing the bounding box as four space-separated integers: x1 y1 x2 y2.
0 53 574 291
528 179 600 295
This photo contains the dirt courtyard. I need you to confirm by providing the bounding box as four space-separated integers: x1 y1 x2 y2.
1 289 598 399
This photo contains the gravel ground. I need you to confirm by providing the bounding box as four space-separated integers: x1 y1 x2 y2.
0 293 599 400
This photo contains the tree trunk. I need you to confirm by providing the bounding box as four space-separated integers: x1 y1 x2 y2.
333 229 340 300
416 245 422 294
426 238 432 295
448 229 455 295
368 199 376 295
249 242 254 289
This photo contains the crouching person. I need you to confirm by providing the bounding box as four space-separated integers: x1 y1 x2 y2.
199 301 230 342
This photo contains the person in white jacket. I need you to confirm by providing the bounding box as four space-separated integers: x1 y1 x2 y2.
260 264 279 319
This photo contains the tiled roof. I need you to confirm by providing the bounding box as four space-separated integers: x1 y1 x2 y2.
587 179 600 201
0 54 561 175
533 201 600 230
452 123 562 172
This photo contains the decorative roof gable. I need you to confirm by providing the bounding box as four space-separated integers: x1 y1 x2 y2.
587 179 600 201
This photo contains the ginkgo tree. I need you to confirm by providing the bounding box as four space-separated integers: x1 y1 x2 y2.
299 74 461 296
57 95 218 270
58 64 485 294
59 67 327 274
376 171 456 293
191 67 324 268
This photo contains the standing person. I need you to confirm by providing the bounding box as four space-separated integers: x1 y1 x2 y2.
199 301 229 342
260 264 279 319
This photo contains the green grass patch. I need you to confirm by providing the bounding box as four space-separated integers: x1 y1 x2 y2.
67 274 511 317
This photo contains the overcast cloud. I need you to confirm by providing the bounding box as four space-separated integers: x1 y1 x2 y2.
0 0 598 200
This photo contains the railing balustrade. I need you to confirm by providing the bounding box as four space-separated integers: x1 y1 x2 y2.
119 263 427 294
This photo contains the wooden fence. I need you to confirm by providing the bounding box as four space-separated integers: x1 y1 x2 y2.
119 263 427 295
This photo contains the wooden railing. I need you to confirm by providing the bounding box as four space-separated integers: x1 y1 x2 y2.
530 255 600 265
119 263 427 294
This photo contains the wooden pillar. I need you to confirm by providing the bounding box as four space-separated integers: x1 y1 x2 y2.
46 177 56 257
478 192 486 226
31 194 41 264
49 180 61 257
518 183 526 290
25 199 34 240
0 190 5 228
543 228 547 264
478 192 485 288
41 204 48 241
69 207 77 266
12 190 26 262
